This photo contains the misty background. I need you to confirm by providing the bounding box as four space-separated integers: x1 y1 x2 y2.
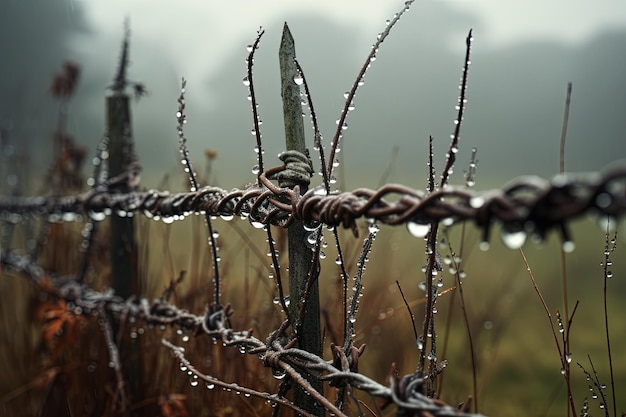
2 0 625 190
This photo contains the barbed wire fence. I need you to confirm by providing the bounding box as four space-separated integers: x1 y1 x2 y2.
1 164 625 245
1 1 625 416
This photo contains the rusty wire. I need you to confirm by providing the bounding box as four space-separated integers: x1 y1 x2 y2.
1 162 625 242
0 249 484 417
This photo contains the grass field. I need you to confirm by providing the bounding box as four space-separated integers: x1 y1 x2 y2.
1 204 624 416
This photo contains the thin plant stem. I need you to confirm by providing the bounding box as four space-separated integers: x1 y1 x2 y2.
519 248 576 416
602 223 617 417
418 137 438 389
396 280 418 341
558 82 572 417
445 226 478 413
267 226 290 320
245 28 266 180
559 82 572 174
439 30 473 188
176 78 221 306
327 0 414 182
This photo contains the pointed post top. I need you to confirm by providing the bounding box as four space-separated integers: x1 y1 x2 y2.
282 21 293 40
278 21 307 157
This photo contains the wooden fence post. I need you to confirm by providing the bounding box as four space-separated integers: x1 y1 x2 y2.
279 23 323 416
106 90 139 405
107 92 136 299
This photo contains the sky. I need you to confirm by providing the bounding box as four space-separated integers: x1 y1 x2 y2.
2 0 626 191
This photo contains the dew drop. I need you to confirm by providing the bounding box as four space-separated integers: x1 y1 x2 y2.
562 240 575 253
442 217 454 226
88 211 106 222
242 76 250 87
250 220 265 229
500 229 527 249
251 164 260 175
470 196 484 209
272 369 287 380
407 222 430 238
206 382 215 390
303 221 320 232
293 75 304 85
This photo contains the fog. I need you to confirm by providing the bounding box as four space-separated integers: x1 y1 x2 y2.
2 0 625 191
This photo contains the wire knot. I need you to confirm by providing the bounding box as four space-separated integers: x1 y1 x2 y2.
270 150 313 189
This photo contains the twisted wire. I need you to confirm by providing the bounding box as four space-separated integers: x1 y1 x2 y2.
1 164 625 241
0 250 484 416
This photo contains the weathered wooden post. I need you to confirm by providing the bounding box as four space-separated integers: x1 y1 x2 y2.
279 23 323 416
106 26 141 407
107 91 136 300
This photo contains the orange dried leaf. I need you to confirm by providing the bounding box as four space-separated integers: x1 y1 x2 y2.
159 394 188 417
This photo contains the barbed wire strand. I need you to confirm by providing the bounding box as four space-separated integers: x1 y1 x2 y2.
1 250 485 416
2 163 625 247
162 339 315 417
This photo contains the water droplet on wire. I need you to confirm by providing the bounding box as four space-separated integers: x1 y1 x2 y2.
500 229 527 249
407 222 430 238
